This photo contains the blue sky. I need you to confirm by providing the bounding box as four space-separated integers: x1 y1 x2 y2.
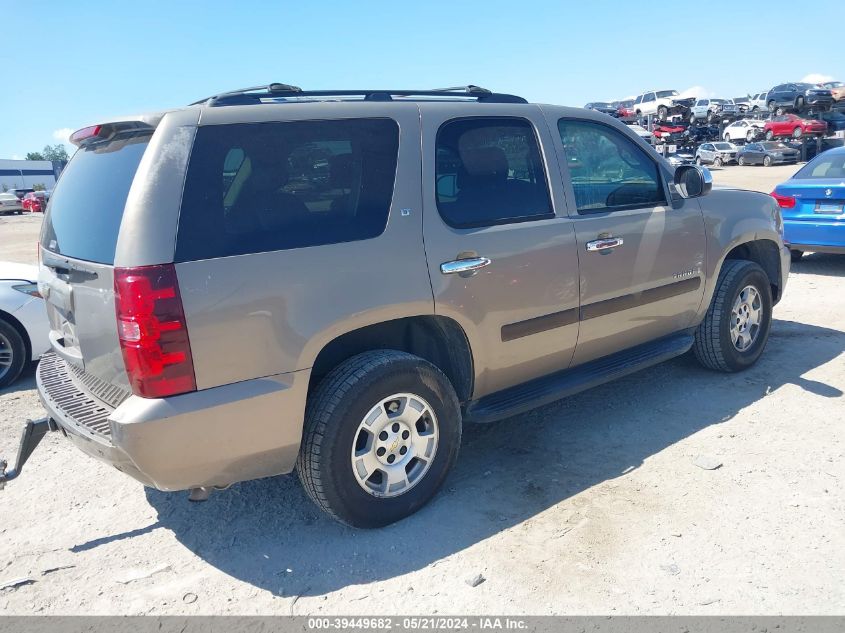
1 0 842 158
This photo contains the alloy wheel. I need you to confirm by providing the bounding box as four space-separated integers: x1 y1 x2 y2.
730 285 762 352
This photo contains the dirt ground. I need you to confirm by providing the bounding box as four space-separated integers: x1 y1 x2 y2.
1 165 843 615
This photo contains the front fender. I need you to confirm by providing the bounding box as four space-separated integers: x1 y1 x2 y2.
696 188 786 319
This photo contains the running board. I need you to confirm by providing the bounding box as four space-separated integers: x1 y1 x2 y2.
464 331 695 424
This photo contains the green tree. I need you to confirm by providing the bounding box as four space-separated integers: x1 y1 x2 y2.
25 151 45 161
41 144 69 162
33 183 46 191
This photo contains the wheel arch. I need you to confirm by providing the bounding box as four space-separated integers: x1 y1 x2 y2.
309 315 475 403
722 239 783 303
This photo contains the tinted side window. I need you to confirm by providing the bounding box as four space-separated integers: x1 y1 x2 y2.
557 119 666 214
435 117 553 228
176 119 399 261
795 153 845 179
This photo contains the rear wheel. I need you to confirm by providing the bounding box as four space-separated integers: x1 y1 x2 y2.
796 96 805 109
792 126 803 139
657 105 668 121
765 129 774 141
693 260 773 373
738 156 746 166
713 157 723 167
0 319 27 388
746 130 755 142
790 249 804 262
297 350 461 528
695 156 702 166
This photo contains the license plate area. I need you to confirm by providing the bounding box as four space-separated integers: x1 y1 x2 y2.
815 201 844 214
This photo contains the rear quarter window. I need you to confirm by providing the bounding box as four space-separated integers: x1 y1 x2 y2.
175 119 400 261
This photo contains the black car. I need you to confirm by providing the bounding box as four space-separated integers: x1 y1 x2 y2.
584 102 618 116
737 141 800 167
807 110 845 133
767 83 834 115
685 124 720 143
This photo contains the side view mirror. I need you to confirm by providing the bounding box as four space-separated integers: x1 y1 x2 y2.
673 165 712 199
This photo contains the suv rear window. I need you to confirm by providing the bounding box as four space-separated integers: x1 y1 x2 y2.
41 131 151 264
175 119 399 261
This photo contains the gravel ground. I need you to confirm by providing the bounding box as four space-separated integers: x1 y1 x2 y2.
1 166 843 615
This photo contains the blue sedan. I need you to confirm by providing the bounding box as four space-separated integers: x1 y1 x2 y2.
771 146 845 261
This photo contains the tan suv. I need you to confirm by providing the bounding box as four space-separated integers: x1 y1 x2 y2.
1 84 789 527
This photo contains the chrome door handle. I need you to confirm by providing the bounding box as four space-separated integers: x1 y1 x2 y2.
586 237 624 252
440 257 492 275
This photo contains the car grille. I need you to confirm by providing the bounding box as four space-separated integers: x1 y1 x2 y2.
38 353 120 438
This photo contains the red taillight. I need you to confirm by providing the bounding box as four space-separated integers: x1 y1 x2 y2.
771 191 796 209
69 125 102 146
114 264 196 398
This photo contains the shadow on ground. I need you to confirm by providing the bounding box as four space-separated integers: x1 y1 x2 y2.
135 318 844 597
790 252 845 278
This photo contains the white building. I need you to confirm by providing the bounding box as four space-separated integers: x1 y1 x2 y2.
0 159 61 191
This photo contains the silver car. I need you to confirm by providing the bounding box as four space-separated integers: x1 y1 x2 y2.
1 84 790 527
695 142 740 166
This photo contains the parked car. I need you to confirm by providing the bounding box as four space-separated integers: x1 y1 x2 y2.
613 99 636 120
738 141 800 166
771 146 845 261
764 114 827 140
652 122 687 143
584 102 618 116
633 89 692 120
723 119 766 143
7 188 34 201
22 191 47 213
748 92 769 113
689 98 739 123
806 110 845 133
767 83 834 115
665 152 695 168
0 84 789 527
820 81 845 102
685 123 720 143
733 96 750 113
0 193 23 215
0 262 50 388
623 121 654 142
695 142 739 166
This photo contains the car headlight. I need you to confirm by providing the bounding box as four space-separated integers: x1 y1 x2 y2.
11 283 41 298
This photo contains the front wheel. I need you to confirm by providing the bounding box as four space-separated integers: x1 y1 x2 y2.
713 157 723 167
765 130 774 141
657 105 668 120
297 350 461 528
738 156 746 166
693 260 773 373
746 130 755 142
763 155 773 167
695 156 702 166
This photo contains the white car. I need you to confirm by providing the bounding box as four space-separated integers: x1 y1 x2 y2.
0 262 50 387
0 193 23 215
689 98 739 123
633 89 681 119
624 122 654 142
694 142 739 167
748 92 769 113
722 119 766 143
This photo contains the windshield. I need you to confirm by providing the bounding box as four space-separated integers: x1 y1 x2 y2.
591 102 612 108
41 131 152 264
794 151 845 179
657 90 679 98
713 143 732 150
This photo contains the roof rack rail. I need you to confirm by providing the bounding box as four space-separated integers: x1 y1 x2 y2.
190 84 527 107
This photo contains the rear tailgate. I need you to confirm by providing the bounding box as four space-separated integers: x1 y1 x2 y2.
38 128 154 396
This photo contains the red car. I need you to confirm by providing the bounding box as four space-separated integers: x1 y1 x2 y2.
21 191 47 213
652 123 686 139
764 114 827 140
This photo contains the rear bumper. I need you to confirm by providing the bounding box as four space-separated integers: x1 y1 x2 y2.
784 218 845 253
37 353 310 491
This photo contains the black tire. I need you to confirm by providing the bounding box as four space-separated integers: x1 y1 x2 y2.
763 155 772 167
657 105 668 121
775 106 785 116
0 318 27 388
765 129 774 141
297 350 461 528
746 130 754 142
790 249 804 262
713 157 723 167
792 126 802 139
693 260 773 373
695 156 702 166
796 96 805 109
738 156 746 166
